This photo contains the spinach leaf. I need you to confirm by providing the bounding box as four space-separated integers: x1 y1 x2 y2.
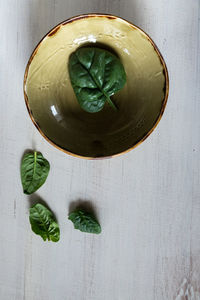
21 151 50 195
68 47 126 113
29 203 60 242
68 209 101 234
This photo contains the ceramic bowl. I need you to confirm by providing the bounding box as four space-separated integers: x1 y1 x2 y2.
24 14 169 159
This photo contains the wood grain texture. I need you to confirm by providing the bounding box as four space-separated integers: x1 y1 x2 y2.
0 0 200 299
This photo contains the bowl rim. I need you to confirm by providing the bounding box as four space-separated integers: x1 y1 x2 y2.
24 13 169 159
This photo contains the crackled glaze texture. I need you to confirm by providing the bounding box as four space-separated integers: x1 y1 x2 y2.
24 15 168 158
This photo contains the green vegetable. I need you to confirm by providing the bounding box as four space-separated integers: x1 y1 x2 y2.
68 209 101 234
29 203 60 242
21 151 50 195
68 47 126 113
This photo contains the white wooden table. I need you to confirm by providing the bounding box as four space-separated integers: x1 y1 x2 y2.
0 1 200 299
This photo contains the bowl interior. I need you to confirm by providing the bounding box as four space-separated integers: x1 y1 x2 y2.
24 15 168 158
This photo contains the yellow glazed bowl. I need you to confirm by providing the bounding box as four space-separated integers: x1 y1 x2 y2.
24 14 169 159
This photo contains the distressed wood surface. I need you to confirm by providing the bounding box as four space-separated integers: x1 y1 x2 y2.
0 0 200 299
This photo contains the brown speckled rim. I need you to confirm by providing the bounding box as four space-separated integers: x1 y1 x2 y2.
24 13 169 160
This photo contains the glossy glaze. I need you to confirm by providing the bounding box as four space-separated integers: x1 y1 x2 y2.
24 14 169 158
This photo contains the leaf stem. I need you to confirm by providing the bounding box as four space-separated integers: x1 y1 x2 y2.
104 94 118 111
33 151 37 178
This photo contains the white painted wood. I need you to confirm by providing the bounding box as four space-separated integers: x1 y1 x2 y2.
0 0 200 299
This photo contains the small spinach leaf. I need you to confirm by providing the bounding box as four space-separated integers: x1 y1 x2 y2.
29 203 60 242
68 209 101 234
21 151 50 195
68 47 126 113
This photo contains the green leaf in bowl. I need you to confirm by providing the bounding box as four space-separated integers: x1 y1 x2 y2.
68 47 126 113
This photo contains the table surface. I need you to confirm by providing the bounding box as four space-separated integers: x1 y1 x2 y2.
0 0 200 299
